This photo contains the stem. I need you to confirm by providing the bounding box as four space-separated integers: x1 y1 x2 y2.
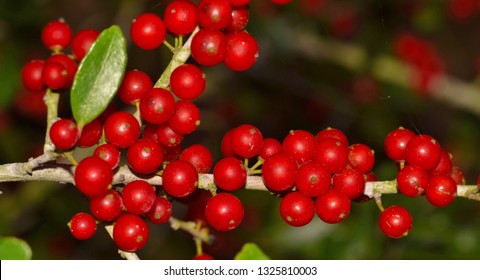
169 217 213 244
43 89 60 154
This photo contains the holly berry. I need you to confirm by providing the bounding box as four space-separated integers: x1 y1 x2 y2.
179 144 213 173
118 70 153 105
42 61 68 90
113 214 149 252
72 29 100 61
21 60 45 91
313 137 349 174
77 118 102 148
49 118 79 150
130 13 166 50
46 53 78 87
384 127 415 162
89 190 123 222
315 189 351 224
282 130 316 165
378 205 413 238
315 127 349 146
170 64 206 100
104 111 141 148
193 253 214 260
127 139 164 174
146 196 173 224
94 144 121 170
68 212 97 240
121 180 156 215
74 156 113 197
205 192 244 231
226 5 249 33
405 134 442 170
41 19 72 52
231 124 263 158
168 100 201 135
431 150 453 176
348 143 375 173
259 138 282 160
221 128 235 157
262 153 297 192
156 124 184 147
396 165 429 197
191 29 227 66
213 157 247 191
224 31 259 71
162 160 198 198
295 161 331 197
332 167 366 199
197 0 233 31
139 88 176 125
164 0 198 36
426 175 457 207
280 192 315 227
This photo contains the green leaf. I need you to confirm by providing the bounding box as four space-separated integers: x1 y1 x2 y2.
234 242 270 260
71 25 127 128
0 237 32 260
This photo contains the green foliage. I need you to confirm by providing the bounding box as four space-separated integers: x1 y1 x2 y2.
0 237 32 260
70 25 127 128
234 242 270 260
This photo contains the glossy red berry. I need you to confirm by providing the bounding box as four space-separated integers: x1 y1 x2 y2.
127 139 164 174
49 118 79 150
68 212 97 240
179 144 213 173
315 127 349 146
41 19 72 52
220 128 235 157
168 100 201 135
426 175 457 207
21 60 45 91
224 31 259 71
139 88 176 125
280 192 315 227
348 143 375 173
226 5 249 33
89 190 123 221
191 29 227 66
282 130 316 165
431 150 453 176
378 205 413 238
259 138 282 160
262 153 297 192
74 156 113 197
214 157 247 191
42 61 68 90
332 167 366 199
72 29 100 61
130 13 166 50
205 193 244 231
118 70 153 105
197 0 233 31
384 127 415 162
77 118 102 148
146 196 173 224
46 53 77 87
164 0 198 36
162 160 198 197
396 165 429 197
295 161 331 197
121 180 156 215
315 189 351 224
104 111 141 148
405 134 442 170
94 144 121 170
156 124 184 147
231 124 263 158
450 166 466 185
193 253 214 260
113 214 149 252
170 64 206 100
313 138 349 174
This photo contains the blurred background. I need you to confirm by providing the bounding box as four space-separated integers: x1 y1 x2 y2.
2 0 480 259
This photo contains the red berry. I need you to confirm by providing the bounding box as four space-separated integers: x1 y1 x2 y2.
313 138 349 174
315 127 349 146
295 161 331 197
42 61 68 90
271 0 293 5
430 150 453 176
221 128 235 157
396 165 429 197
450 166 466 185
384 127 415 162
68 212 96 240
127 139 164 174
77 118 102 148
259 138 282 160
226 5 249 33
46 53 78 87
193 253 214 260
205 193 244 231
168 100 201 135
139 88 176 125
104 111 141 148
213 157 247 191
261 153 296 192
163 144 183 161
164 0 198 36
89 190 123 222
156 124 184 147
315 189 351 224
74 156 113 197
130 13 166 50
21 60 45 91
191 29 227 66
146 196 173 224
49 118 79 150
113 214 149 252
348 143 375 173
280 192 315 227
118 70 153 105
179 144 214 173
426 175 457 207
378 205 413 238
405 134 442 170
282 130 316 165
231 124 263 158
170 64 206 100
162 160 198 197
94 144 121 170
41 19 72 52
72 29 100 61
224 31 259 71
121 180 156 215
197 0 233 31
332 167 366 199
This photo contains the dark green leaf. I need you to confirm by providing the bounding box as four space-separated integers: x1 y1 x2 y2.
234 242 270 260
0 237 32 260
71 25 127 128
